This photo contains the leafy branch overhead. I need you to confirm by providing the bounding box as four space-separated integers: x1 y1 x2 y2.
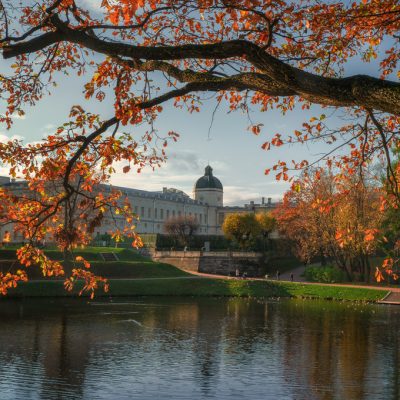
0 0 398 292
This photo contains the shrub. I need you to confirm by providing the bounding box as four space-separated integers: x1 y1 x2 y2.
304 265 346 283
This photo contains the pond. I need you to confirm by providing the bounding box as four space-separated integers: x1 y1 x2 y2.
0 297 398 400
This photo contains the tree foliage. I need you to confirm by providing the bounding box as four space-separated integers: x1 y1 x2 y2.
222 213 260 249
273 169 382 282
163 215 199 248
0 0 398 292
255 212 276 235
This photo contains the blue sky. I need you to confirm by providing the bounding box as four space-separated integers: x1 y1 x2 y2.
0 0 394 206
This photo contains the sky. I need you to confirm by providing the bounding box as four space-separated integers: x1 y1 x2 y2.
0 0 393 206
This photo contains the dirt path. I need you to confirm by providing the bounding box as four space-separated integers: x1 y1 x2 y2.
190 270 398 293
279 266 306 282
28 270 399 302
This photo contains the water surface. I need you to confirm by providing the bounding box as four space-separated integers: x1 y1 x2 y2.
0 297 398 400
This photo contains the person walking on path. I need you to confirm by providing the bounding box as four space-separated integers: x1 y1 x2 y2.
290 273 294 282
276 270 280 280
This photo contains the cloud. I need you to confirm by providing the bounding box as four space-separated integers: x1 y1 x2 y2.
10 114 26 120
79 0 107 13
108 152 286 206
0 133 23 143
223 185 285 206
110 151 204 195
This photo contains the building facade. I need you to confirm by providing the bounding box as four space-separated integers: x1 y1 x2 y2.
0 166 278 240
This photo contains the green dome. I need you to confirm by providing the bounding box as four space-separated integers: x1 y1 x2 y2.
195 166 223 190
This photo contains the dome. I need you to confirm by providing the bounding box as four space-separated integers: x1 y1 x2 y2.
194 166 223 190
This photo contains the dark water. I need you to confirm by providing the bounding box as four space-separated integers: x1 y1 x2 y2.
0 297 399 400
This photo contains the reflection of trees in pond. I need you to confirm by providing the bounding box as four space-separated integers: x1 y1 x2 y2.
277 301 400 400
161 299 223 395
0 298 399 400
380 307 400 400
0 305 89 399
222 299 276 352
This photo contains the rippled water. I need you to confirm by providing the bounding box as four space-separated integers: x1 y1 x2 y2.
0 297 399 400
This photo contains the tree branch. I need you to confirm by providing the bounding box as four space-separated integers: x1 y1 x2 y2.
2 14 400 115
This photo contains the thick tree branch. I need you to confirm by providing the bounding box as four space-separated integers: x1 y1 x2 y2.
119 57 295 97
63 116 118 194
2 15 400 115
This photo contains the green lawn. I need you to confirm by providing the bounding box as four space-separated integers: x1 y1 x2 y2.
0 246 148 262
5 278 388 302
0 246 390 302
0 246 189 280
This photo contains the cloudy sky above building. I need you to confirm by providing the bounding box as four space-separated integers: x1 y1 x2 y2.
0 0 391 206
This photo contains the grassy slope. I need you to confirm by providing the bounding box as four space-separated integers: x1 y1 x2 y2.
0 247 389 302
7 278 388 302
0 247 148 261
0 247 189 279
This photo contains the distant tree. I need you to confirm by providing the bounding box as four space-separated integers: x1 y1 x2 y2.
255 212 276 251
274 168 381 282
256 213 275 233
164 215 199 248
222 213 261 250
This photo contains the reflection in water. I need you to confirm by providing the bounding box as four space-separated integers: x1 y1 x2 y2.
0 297 398 400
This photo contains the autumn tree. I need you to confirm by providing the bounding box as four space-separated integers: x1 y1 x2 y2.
0 0 398 292
254 212 275 251
222 213 261 249
164 215 199 248
274 168 382 281
273 169 337 265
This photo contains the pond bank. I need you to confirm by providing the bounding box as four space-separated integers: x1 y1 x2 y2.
4 277 389 303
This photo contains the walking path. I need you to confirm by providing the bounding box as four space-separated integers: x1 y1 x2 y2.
377 291 400 305
28 268 400 303
190 269 400 303
280 266 306 282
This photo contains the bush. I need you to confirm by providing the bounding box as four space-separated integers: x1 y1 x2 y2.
139 233 233 251
304 265 346 283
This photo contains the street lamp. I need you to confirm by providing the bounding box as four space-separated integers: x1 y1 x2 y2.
262 230 269 252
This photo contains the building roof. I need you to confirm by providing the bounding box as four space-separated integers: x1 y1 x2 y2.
194 166 223 190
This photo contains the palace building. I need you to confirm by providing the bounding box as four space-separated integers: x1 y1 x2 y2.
0 166 278 241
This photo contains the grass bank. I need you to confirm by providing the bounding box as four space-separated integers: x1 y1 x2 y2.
0 246 147 262
0 246 389 302
0 247 189 280
5 278 388 302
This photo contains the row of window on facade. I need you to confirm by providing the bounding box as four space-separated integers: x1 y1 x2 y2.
96 223 208 236
133 206 208 224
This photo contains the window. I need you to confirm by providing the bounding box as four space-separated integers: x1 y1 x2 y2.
199 214 202 223
134 205 138 214
141 207 145 217
166 210 170 219
172 210 175 217
155 208 158 219
178 210 181 216
148 208 151 218
205 215 208 224
218 213 225 225
160 209 164 219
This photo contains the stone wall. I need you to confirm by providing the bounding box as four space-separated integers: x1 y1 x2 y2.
152 251 201 273
151 250 264 276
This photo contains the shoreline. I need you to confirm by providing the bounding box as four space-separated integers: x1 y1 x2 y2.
3 277 389 303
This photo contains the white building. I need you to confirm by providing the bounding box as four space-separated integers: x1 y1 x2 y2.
0 166 278 240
